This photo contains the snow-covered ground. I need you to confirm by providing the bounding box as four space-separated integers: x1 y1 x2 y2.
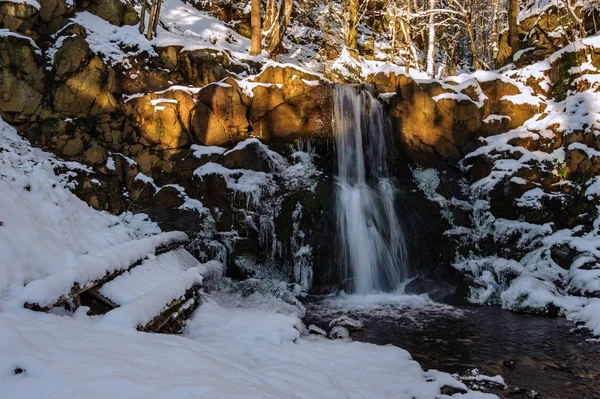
0 115 495 398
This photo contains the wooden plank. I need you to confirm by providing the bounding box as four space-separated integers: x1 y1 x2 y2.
141 285 201 333
24 237 189 312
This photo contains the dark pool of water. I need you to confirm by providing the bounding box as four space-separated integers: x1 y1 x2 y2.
304 298 600 399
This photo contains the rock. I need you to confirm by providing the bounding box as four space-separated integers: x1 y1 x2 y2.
375 72 468 164
0 33 44 124
0 1 39 35
328 315 364 331
192 77 251 145
157 47 254 87
50 36 119 118
125 90 196 150
250 83 333 143
83 145 107 165
329 325 350 339
78 0 125 26
222 138 283 173
308 324 327 336
440 386 468 395
253 65 322 85
121 5 139 26
38 0 68 33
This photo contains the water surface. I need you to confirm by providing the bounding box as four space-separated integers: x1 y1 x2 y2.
304 297 600 398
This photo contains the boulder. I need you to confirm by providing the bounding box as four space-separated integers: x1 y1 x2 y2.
307 324 327 336
250 83 333 143
158 47 253 87
125 90 196 150
192 78 251 145
221 138 282 173
39 0 68 33
0 33 44 124
375 72 468 164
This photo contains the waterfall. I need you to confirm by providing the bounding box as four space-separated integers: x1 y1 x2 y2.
334 85 410 295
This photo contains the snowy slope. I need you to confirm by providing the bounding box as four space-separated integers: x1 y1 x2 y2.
0 117 160 305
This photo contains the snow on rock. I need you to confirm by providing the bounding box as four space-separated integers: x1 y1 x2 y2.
191 144 226 158
71 12 156 66
329 325 350 339
194 162 276 208
0 29 42 55
328 315 364 331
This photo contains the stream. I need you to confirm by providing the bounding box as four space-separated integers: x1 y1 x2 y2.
304 296 600 398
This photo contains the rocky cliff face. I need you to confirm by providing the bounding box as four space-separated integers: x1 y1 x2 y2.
2 0 600 316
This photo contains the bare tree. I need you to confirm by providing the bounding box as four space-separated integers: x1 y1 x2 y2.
250 0 261 56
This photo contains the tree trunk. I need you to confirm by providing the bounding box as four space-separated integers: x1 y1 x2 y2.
347 0 359 49
152 0 162 37
139 0 147 34
492 0 499 60
390 1 397 59
467 21 480 69
250 0 261 55
508 0 519 57
146 0 158 40
425 0 436 76
264 0 293 55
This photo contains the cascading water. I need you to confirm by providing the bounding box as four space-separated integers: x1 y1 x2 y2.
334 84 410 295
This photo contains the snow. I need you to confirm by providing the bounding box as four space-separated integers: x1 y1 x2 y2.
20 231 188 308
99 248 206 305
0 29 42 55
0 116 160 305
0 297 494 399
100 266 202 329
153 0 264 66
191 144 226 157
194 162 276 208
71 12 156 66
